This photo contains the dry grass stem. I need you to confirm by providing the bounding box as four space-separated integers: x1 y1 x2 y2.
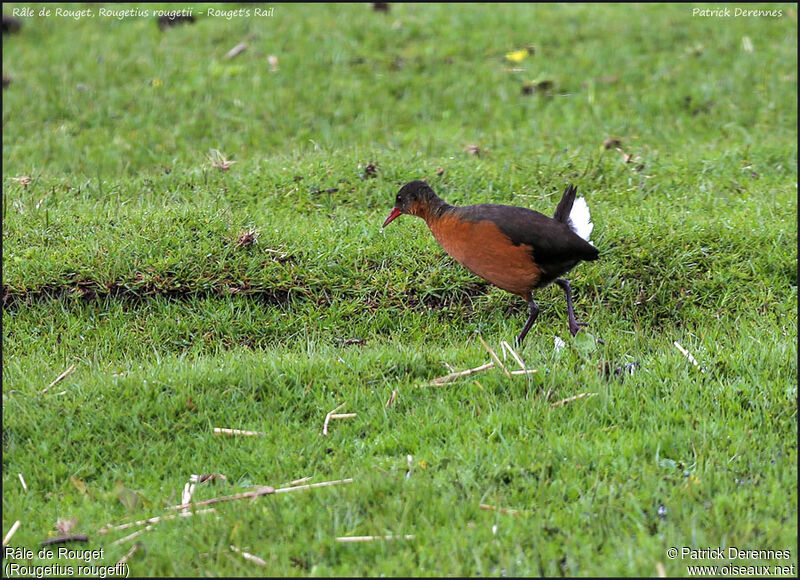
551 392 598 407
18 473 27 492
181 483 195 511
673 341 705 372
213 427 264 437
99 508 216 535
479 503 522 516
500 340 526 370
3 521 21 547
323 402 346 435
427 359 535 387
478 336 511 378
112 526 152 545
230 545 267 567
329 413 357 419
427 362 495 386
118 542 141 565
385 389 397 408
42 363 76 393
274 478 354 494
163 478 351 512
168 486 275 511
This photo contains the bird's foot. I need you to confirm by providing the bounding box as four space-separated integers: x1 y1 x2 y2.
569 320 589 337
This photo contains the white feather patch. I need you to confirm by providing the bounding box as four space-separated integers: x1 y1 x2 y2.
569 197 594 244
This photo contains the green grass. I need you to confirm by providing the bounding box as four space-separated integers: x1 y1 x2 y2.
2 2 797 577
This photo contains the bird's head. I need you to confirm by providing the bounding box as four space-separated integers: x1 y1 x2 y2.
382 180 440 227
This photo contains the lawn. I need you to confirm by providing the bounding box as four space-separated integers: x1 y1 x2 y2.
2 2 797 577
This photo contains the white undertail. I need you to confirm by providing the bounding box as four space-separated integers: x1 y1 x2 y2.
569 197 594 245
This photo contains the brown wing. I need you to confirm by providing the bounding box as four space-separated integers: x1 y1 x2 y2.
454 203 597 287
456 203 598 262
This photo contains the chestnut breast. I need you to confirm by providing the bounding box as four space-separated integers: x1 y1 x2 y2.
426 213 541 298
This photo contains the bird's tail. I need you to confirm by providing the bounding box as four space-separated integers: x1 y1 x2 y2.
554 184 594 244
569 197 594 244
553 184 577 223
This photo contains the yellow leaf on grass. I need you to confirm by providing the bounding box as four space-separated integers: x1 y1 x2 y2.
505 49 529 63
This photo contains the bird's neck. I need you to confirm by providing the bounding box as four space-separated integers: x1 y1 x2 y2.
417 196 453 224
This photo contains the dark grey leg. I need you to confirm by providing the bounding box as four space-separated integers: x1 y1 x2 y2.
555 278 588 336
515 298 540 347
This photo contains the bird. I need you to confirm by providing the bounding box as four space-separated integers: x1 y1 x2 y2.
382 181 599 345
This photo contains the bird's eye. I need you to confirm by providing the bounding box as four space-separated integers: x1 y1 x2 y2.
396 195 402 203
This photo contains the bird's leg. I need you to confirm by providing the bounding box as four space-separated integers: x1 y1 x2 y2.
515 296 540 347
555 278 588 336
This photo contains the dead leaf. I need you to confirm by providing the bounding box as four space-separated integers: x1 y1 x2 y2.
208 149 236 171
115 482 151 512
70 476 88 496
235 229 259 248
225 42 248 60
192 473 228 484
55 517 78 536
118 487 139 511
